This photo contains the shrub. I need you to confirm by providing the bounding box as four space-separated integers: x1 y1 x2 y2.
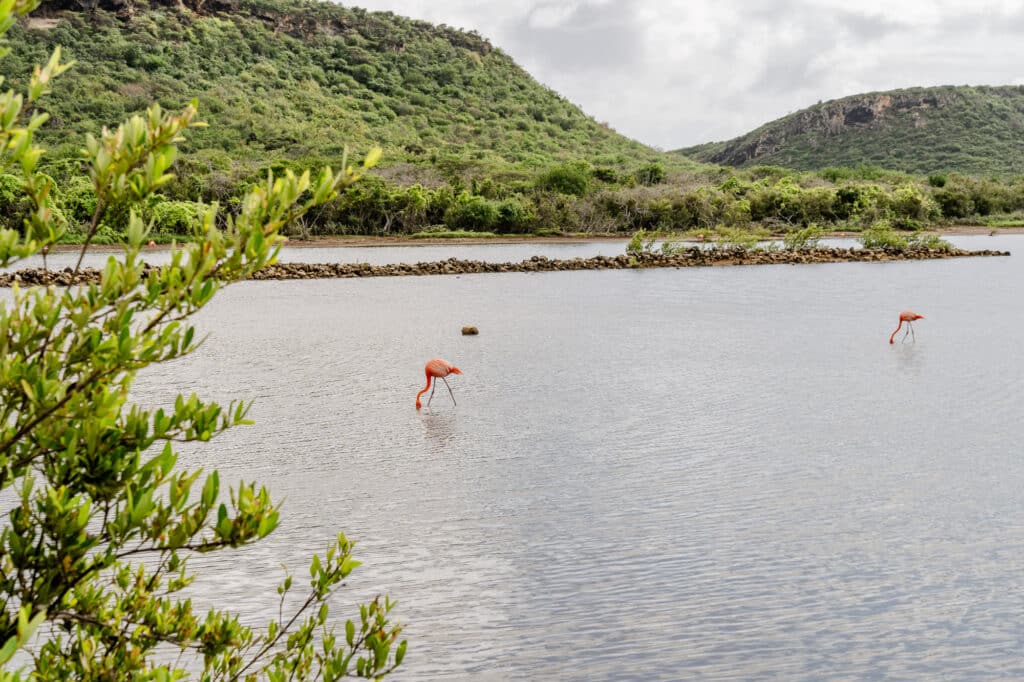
535 161 591 196
532 191 580 232
860 220 908 248
820 167 852 183
626 229 658 254
532 227 564 236
60 174 100 226
933 185 975 218
409 229 497 238
833 183 891 224
748 179 836 225
0 4 406 678
592 166 618 183
889 183 939 228
443 193 500 231
781 224 825 250
858 220 950 250
635 162 666 186
713 226 766 250
0 173 30 231
908 232 953 251
494 196 534 233
147 198 203 233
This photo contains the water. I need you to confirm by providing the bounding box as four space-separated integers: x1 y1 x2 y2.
7 234 1008 272
18 236 1024 678
6 239 628 270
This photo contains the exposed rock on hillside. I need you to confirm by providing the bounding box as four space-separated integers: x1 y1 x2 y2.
678 86 1024 175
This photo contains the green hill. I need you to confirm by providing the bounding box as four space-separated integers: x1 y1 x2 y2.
5 0 663 202
12 5 1024 239
677 86 1024 177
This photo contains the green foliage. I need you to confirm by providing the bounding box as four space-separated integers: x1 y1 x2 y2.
859 220 910 248
909 231 954 251
535 161 591 196
409 228 498 238
0 4 405 677
635 162 666 186
858 220 953 250
982 215 1024 227
0 174 33 231
8 0 1024 242
443 193 500 231
933 184 975 218
781 224 825 250
137 160 1024 238
58 174 97 225
889 183 939 228
4 0 665 202
147 197 203 233
712 225 767 250
626 229 658 254
747 177 834 224
591 166 618 183
494 196 534 232
678 85 1024 178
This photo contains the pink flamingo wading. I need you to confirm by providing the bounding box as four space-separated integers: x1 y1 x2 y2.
889 310 924 344
416 358 462 410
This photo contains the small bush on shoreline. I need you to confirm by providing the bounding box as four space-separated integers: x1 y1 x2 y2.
410 229 499 239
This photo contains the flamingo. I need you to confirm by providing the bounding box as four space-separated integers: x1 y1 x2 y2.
416 358 462 409
889 310 924 344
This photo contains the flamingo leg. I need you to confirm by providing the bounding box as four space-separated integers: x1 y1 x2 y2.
427 382 436 406
909 321 916 342
902 326 911 343
441 377 457 406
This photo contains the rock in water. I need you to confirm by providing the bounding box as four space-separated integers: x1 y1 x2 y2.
462 326 479 335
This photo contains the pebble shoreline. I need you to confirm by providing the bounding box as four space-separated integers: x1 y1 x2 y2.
0 246 1010 287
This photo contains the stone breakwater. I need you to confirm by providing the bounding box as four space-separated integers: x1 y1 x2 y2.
0 247 1010 287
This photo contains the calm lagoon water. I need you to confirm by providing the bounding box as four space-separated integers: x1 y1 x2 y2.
6 234 1009 271
7 239 627 270
101 235 1024 678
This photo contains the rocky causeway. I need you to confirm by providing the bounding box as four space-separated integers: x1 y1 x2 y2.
0 246 1010 287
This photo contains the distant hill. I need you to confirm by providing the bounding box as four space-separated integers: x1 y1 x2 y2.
677 86 1024 177
5 0 663 200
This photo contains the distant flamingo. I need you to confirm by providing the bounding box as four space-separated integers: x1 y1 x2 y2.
416 358 462 409
889 310 924 344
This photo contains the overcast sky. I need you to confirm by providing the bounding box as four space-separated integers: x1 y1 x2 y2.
342 0 1024 150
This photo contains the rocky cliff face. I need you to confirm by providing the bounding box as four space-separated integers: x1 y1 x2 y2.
704 91 960 167
677 84 1024 174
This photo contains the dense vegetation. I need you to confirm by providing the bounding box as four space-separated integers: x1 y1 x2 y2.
678 85 1024 177
7 2 1024 240
0 0 406 677
8 0 663 190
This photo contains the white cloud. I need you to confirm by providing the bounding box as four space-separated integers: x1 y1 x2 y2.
526 2 579 29
340 0 1024 149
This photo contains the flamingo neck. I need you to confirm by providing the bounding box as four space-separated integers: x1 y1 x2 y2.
415 375 433 408
889 319 904 344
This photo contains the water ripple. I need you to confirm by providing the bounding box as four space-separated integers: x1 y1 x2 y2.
121 238 1024 679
